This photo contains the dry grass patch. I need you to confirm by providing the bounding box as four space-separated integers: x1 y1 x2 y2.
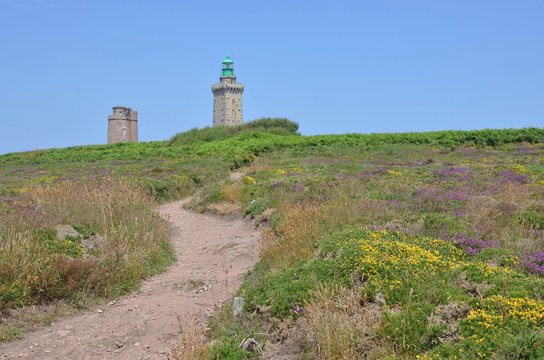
261 197 402 267
464 183 542 253
0 178 174 314
220 183 243 204
170 314 208 360
302 285 389 360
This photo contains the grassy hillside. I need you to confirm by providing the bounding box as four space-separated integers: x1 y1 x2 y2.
1 122 544 358
172 127 544 359
207 141 544 359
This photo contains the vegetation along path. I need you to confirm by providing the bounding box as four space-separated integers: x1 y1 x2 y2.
0 200 260 359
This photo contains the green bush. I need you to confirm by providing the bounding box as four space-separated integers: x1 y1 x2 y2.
166 118 299 146
243 117 299 134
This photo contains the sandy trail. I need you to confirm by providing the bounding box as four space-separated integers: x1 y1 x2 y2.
0 200 260 359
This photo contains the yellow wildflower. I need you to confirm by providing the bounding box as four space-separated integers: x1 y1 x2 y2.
242 176 256 185
387 169 403 175
512 164 528 174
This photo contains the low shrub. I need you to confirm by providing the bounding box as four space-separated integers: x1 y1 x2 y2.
166 118 299 146
143 174 194 202
243 228 544 358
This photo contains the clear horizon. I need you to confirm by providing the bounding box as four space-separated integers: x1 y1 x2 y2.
1 0 543 155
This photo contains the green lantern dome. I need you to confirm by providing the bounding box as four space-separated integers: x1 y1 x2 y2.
221 56 235 77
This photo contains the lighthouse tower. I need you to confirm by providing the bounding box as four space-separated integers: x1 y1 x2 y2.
212 57 244 126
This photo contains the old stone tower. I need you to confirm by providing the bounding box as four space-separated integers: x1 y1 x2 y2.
107 106 138 144
212 57 244 126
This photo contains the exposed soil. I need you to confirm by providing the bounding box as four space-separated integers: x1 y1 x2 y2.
0 200 260 359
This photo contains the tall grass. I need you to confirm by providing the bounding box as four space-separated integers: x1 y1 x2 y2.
0 178 174 312
304 285 387 359
261 195 402 267
170 314 208 360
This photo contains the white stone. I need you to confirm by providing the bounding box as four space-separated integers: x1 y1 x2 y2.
233 297 244 316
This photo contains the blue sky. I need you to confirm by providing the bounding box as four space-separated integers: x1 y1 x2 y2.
0 0 543 154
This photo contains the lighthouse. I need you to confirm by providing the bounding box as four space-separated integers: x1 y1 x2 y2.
211 57 244 126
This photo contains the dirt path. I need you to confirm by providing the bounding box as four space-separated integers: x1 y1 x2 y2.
0 200 260 360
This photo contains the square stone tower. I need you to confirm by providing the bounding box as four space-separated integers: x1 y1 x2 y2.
212 57 244 126
107 106 138 144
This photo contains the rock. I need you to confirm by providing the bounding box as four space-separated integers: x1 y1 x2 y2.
81 234 106 252
96 309 104 314
64 325 74 330
56 225 79 240
239 338 261 353
134 342 140 346
375 292 386 307
115 342 124 349
233 297 244 316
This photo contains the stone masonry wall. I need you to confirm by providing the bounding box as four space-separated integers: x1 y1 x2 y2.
212 77 244 126
107 106 138 144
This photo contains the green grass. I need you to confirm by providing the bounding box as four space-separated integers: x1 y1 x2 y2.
2 124 544 357
166 117 299 146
